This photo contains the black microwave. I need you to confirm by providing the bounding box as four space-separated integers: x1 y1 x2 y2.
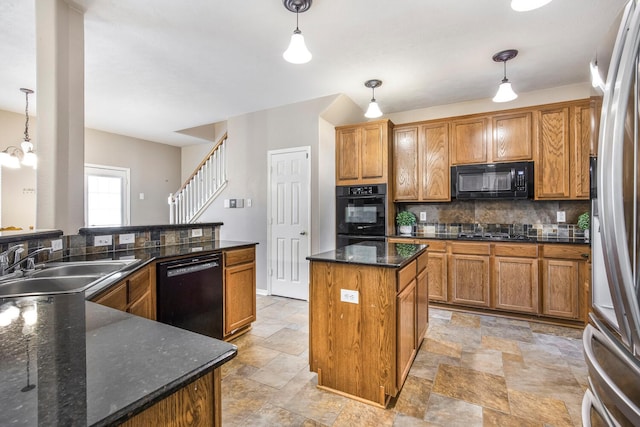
451 161 534 200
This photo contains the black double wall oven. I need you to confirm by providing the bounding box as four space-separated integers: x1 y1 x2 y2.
336 184 387 248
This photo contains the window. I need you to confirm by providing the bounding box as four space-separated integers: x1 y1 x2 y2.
85 165 130 227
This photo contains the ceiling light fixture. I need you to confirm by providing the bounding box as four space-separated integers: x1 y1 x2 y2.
510 0 553 12
282 0 312 64
0 88 37 169
492 49 518 103
364 80 383 118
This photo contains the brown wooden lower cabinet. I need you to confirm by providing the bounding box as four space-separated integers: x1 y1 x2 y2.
309 250 427 407
393 237 589 324
223 247 257 339
121 369 221 427
92 264 156 321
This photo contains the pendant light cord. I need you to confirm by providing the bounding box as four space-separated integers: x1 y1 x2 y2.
23 91 30 143
295 6 300 31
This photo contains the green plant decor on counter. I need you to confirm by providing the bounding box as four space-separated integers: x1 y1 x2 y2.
396 211 417 226
395 243 418 258
578 212 590 230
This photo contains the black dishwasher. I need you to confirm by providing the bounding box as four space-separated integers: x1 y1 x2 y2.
157 253 223 339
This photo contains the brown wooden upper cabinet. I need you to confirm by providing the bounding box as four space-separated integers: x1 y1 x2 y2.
336 119 393 186
536 101 591 200
450 117 489 165
393 122 450 202
492 112 533 162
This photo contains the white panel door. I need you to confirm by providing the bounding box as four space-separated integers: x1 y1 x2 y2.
269 148 310 300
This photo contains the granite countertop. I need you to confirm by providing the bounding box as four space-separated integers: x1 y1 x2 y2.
0 293 237 426
0 229 63 245
307 241 427 268
390 233 590 245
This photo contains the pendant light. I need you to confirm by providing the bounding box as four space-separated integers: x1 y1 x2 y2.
0 88 37 169
282 0 312 64
511 0 553 12
364 80 383 118
492 49 518 103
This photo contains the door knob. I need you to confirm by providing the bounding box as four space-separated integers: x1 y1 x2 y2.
300 231 307 235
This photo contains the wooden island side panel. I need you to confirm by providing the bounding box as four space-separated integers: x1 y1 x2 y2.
309 261 397 406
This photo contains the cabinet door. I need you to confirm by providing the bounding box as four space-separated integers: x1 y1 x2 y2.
128 292 155 320
492 112 533 161
448 254 490 307
450 118 488 165
492 256 539 314
394 127 419 200
421 122 450 201
93 282 127 311
571 103 591 199
361 123 386 181
397 279 416 388
542 259 580 319
336 128 360 183
427 251 448 302
224 261 257 335
416 268 429 346
536 107 571 199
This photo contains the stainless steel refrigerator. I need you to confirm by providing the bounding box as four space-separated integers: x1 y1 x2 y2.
583 0 640 425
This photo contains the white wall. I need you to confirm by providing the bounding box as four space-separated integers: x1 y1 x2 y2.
180 121 227 182
85 128 181 225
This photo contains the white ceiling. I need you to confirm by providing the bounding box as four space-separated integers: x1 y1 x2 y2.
0 0 627 147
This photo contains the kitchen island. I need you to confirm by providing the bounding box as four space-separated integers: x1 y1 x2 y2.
307 240 428 407
0 291 236 426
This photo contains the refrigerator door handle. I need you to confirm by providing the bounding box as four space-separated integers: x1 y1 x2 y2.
583 324 640 425
582 387 619 427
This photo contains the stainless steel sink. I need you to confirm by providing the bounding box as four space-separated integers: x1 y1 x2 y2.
0 259 142 298
0 276 99 297
28 261 135 278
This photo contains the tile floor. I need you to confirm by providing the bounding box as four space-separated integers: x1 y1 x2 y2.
221 295 587 426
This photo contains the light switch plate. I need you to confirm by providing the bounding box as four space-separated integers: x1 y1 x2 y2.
94 235 112 246
51 239 63 252
119 233 135 244
340 289 359 304
557 211 566 223
191 228 203 237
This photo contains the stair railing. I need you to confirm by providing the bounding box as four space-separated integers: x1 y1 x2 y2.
169 132 228 224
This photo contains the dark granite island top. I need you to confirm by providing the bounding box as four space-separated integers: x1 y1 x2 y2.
0 292 236 426
306 240 427 268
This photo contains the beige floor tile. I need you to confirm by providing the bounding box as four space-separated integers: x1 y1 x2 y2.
409 352 461 381
240 402 314 426
424 393 483 426
234 343 282 368
249 352 309 389
392 375 432 419
481 335 522 356
450 312 482 328
332 399 395 427
508 389 574 427
261 326 309 356
280 382 347 425
423 337 462 358
392 413 439 427
481 408 542 427
432 365 510 412
460 348 504 376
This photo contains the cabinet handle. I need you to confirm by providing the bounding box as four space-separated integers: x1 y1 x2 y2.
581 253 589 259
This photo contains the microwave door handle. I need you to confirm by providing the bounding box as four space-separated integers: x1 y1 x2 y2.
511 168 516 190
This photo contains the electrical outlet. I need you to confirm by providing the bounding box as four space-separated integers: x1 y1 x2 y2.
51 239 63 252
340 289 359 304
557 211 566 223
419 211 427 222
94 235 112 246
191 228 203 237
247 198 252 207
119 233 135 244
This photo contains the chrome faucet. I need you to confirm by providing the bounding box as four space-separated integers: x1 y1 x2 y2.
6 247 52 273
0 244 24 276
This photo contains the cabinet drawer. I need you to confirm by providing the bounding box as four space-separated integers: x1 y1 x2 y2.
542 244 590 261
417 251 429 273
493 243 538 258
415 239 446 252
449 242 491 256
95 282 127 311
398 260 416 292
225 248 255 267
128 267 150 303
